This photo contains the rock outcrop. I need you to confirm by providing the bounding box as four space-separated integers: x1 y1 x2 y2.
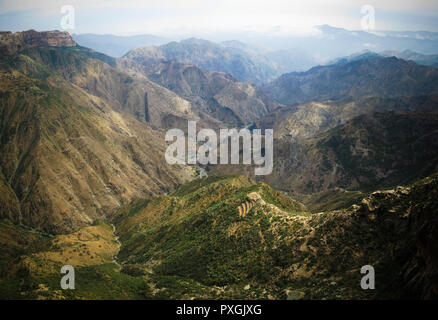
0 30 75 55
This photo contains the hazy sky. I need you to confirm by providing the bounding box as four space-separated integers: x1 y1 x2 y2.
1 0 437 36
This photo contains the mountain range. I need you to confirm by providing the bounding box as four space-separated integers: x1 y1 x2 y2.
1 29 438 300
72 33 170 58
118 58 277 127
122 38 286 85
380 50 438 67
74 24 438 65
0 30 197 233
327 49 438 68
263 55 438 105
2 174 437 299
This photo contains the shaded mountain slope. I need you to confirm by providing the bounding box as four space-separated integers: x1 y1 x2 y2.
123 38 280 85
114 173 438 299
381 49 438 68
264 56 438 105
1 173 437 299
328 49 438 68
255 95 438 139
272 111 438 194
0 44 198 130
0 71 194 233
119 59 277 126
0 30 437 301
210 112 438 195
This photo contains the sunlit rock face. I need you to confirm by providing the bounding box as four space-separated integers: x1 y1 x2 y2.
0 30 76 55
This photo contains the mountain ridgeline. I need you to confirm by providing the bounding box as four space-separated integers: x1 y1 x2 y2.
118 58 278 127
263 55 438 105
122 38 318 85
0 30 197 233
0 30 438 300
1 174 437 299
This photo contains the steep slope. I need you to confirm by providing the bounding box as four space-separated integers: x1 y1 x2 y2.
2 46 199 130
263 56 438 105
210 112 438 196
0 31 196 233
2 173 438 299
254 95 438 139
326 50 382 65
0 30 75 55
114 175 312 298
115 173 438 299
119 59 277 126
123 38 282 85
329 49 438 68
0 71 195 234
272 111 438 194
381 50 438 68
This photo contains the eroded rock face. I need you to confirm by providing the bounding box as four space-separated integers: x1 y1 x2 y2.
0 30 76 55
0 32 198 234
19 30 76 47
118 58 277 127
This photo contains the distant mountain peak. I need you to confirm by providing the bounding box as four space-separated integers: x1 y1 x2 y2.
329 50 382 65
220 40 247 49
180 37 213 45
315 24 348 33
264 54 438 105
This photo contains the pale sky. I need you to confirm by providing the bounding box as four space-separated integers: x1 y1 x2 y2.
0 0 437 36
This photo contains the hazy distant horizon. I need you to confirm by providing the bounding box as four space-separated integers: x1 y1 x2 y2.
1 0 438 37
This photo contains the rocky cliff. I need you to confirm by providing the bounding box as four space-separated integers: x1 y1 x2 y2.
0 33 196 233
119 58 277 127
0 30 76 55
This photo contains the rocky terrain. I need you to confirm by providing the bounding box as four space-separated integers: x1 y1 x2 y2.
123 38 293 85
1 174 437 299
0 30 76 55
210 112 438 197
263 55 438 105
119 58 277 127
0 30 438 300
0 31 196 233
254 95 438 140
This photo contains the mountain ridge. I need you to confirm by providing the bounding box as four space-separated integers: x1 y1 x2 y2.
0 34 198 233
2 173 437 299
119 58 278 126
263 55 438 105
